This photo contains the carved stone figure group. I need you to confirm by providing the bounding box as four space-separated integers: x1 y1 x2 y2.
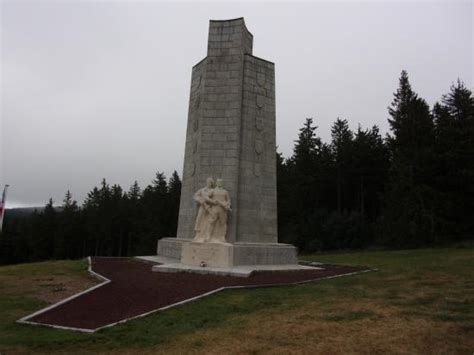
193 178 231 243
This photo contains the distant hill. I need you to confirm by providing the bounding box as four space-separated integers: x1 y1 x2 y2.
5 207 44 218
5 207 66 219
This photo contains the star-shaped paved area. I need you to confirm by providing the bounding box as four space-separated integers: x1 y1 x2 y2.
21 257 368 332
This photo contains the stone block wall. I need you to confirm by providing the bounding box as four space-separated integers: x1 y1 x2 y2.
176 18 277 244
238 55 277 243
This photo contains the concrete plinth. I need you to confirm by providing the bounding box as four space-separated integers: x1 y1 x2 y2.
156 238 187 260
156 237 298 268
151 262 318 278
232 243 298 265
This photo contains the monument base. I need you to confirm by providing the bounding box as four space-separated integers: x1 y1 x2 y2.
156 237 298 267
151 262 318 278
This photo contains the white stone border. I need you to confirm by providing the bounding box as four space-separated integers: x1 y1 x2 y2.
16 257 375 333
16 257 111 333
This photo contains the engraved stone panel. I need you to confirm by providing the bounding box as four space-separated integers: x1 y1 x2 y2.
255 139 264 155
256 94 265 109
194 95 201 109
255 115 264 131
193 117 199 132
195 75 201 89
254 163 261 177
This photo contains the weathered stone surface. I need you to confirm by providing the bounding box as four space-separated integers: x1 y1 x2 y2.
181 242 234 268
233 243 297 265
157 238 187 260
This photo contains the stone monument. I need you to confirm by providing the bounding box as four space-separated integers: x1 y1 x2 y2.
154 18 298 273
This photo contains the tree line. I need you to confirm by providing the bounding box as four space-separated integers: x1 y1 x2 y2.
1 71 473 264
278 71 473 251
0 173 181 264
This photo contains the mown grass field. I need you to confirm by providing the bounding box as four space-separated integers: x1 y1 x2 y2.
1 245 473 354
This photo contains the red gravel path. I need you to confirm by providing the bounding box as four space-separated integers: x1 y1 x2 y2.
23 257 368 331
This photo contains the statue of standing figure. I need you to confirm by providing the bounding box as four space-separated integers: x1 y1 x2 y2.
193 178 231 243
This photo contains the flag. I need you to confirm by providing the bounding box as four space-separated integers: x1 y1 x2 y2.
0 185 9 233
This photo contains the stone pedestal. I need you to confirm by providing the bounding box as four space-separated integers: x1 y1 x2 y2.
153 238 302 277
157 237 298 267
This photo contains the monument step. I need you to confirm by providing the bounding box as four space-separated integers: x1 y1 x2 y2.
152 262 320 278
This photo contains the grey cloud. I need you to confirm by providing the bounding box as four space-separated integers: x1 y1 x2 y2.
1 1 472 207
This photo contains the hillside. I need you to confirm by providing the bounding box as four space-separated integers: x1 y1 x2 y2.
0 246 473 354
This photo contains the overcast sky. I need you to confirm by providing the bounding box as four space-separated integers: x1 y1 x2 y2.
1 0 472 208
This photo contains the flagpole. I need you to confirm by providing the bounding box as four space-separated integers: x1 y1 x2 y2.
0 184 10 233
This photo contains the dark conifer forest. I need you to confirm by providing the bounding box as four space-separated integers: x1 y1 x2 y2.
1 71 473 264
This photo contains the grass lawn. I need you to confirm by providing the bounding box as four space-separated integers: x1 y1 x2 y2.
1 245 473 354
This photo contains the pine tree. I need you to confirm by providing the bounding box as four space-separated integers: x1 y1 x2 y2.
442 79 474 121
55 191 81 258
128 181 141 201
123 181 142 256
63 190 77 210
152 172 168 194
168 171 181 198
41 198 57 258
288 118 324 249
107 184 125 256
292 118 321 170
276 150 295 244
330 118 354 212
434 80 474 238
82 187 101 256
140 171 169 254
168 171 182 237
83 180 112 256
388 70 415 137
352 125 390 220
381 71 437 247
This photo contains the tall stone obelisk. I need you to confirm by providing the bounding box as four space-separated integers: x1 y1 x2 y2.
157 18 297 266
